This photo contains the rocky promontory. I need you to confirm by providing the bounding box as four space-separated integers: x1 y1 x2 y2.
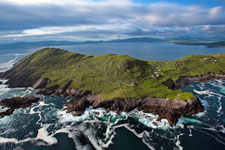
66 94 204 126
0 48 225 126
0 96 40 117
37 84 204 126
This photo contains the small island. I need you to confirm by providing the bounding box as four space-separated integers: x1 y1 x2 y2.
0 48 225 126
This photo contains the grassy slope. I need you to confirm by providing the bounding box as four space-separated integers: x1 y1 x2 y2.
13 48 225 101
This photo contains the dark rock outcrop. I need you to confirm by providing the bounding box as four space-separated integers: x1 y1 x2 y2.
162 73 225 90
0 81 3 85
1 71 222 126
0 69 41 88
0 96 40 117
33 78 208 126
175 73 225 88
32 78 49 89
64 93 204 126
37 83 92 97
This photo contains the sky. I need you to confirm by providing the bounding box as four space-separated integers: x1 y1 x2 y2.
0 0 225 42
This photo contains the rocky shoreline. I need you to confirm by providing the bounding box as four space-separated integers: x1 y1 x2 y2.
1 73 225 126
163 73 225 90
34 77 206 126
65 94 204 126
0 49 224 127
0 96 40 118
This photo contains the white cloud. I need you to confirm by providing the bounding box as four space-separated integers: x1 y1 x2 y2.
0 0 225 40
0 0 132 6
2 24 130 37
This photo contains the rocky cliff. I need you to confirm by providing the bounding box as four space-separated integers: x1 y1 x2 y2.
0 96 40 117
1 48 225 126
36 82 204 126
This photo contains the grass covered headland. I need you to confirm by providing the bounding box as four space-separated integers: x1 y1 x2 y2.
1 48 225 101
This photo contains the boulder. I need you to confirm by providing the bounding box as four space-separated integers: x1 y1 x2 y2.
0 96 40 117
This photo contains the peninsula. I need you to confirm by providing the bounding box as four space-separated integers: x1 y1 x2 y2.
1 48 225 125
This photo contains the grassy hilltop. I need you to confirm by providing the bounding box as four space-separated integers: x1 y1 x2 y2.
7 48 225 100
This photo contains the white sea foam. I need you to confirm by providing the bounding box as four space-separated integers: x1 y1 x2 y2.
0 53 27 72
54 124 104 150
0 57 18 72
0 115 13 125
37 124 58 145
217 124 225 134
175 133 184 150
21 88 33 97
193 90 210 95
0 105 9 113
30 101 49 115
57 105 186 147
129 110 170 129
57 109 90 124
0 54 27 57
0 123 58 146
0 137 24 144
194 112 206 118
0 80 10 96
187 125 194 136
217 96 223 115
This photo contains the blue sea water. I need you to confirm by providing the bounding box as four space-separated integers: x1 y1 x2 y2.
0 43 225 150
52 43 225 61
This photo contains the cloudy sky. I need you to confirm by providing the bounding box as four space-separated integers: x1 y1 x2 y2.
0 0 225 42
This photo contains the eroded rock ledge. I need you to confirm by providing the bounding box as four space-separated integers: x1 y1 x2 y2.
0 96 40 118
67 95 204 126
164 73 225 90
36 82 204 126
0 49 224 126
1 73 224 126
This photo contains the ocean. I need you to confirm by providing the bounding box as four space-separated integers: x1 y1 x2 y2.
0 43 225 150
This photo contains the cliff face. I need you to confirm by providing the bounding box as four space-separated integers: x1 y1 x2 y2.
163 74 225 90
1 70 41 88
1 48 225 101
36 83 204 126
175 74 225 88
1 48 225 126
67 95 204 126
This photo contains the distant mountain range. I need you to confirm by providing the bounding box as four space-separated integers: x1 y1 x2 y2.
0 41 78 50
107 37 165 43
0 37 225 50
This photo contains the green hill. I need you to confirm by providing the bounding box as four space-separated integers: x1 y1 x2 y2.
1 48 225 101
